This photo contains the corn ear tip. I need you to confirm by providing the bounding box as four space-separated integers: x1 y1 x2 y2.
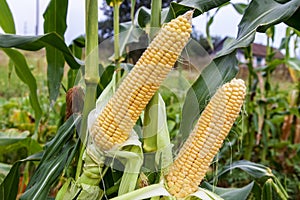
231 78 246 88
183 10 194 21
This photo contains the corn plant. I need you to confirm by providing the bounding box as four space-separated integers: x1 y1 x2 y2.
0 0 300 199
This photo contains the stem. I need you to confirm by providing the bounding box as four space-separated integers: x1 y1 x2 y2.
149 0 162 40
114 1 120 63
245 46 255 160
130 0 135 24
76 0 99 180
113 0 122 85
110 183 163 200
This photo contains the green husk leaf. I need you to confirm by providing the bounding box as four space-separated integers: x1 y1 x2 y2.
202 181 254 200
190 187 223 200
110 183 170 200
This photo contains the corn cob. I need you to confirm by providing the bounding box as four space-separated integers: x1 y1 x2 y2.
91 11 193 151
165 78 246 198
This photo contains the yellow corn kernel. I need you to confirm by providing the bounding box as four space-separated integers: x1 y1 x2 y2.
91 11 193 151
166 78 246 198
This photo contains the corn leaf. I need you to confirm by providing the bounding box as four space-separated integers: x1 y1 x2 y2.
191 187 223 200
119 22 144 56
117 145 143 195
202 181 254 200
231 3 248 15
285 6 300 31
217 0 300 57
136 6 151 28
0 33 82 69
110 183 170 200
214 160 273 180
2 48 43 133
20 116 80 200
164 0 229 22
20 142 75 200
287 58 300 71
0 0 15 34
43 0 69 104
0 153 42 200
0 163 11 185
0 130 42 155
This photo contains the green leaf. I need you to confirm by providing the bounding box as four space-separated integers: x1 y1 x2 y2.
191 187 222 200
215 160 273 180
217 0 300 57
180 52 238 139
43 0 68 35
164 0 230 22
287 58 300 71
0 130 42 154
0 161 21 200
272 177 288 199
20 116 80 200
0 163 12 185
66 37 84 89
231 3 248 15
0 153 42 200
21 142 75 200
143 93 173 172
0 0 15 34
119 22 144 56
2 48 42 130
155 94 173 171
0 130 29 146
143 93 159 153
0 33 82 69
40 115 80 164
69 36 85 59
202 181 254 200
285 5 300 30
98 65 115 93
43 0 68 104
46 48 65 104
118 146 143 195
136 7 151 28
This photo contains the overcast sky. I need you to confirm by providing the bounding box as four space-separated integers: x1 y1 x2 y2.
1 0 289 50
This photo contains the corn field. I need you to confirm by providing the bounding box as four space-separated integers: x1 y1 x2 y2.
0 0 300 199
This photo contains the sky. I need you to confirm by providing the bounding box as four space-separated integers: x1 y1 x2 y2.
1 0 292 53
